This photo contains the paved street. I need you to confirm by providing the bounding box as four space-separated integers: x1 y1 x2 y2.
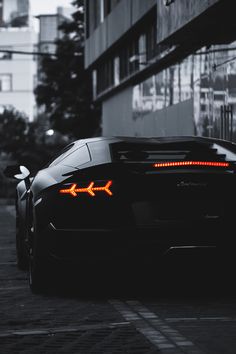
1 202 236 354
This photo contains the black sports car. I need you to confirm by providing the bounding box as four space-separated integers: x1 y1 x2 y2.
4 135 236 293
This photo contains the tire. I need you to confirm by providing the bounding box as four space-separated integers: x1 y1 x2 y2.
28 217 54 294
29 246 50 294
15 211 29 271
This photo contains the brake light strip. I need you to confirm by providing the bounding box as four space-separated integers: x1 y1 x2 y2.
59 181 113 197
153 161 229 168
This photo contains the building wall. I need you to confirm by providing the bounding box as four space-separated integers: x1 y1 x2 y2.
140 98 194 137
86 0 236 141
156 0 219 44
0 91 36 118
102 86 134 136
0 28 38 121
102 86 194 137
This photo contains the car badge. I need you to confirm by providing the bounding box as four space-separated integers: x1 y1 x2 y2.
177 181 207 188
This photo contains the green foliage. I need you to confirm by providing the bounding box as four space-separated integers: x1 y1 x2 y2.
35 0 101 139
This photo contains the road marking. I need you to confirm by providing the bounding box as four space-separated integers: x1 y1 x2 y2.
0 321 130 338
127 301 198 351
110 300 175 350
166 316 236 322
110 299 205 353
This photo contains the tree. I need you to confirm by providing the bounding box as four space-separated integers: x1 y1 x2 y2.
0 106 28 154
35 0 101 139
0 107 62 174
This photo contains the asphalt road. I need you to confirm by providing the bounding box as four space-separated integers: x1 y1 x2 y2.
1 202 236 354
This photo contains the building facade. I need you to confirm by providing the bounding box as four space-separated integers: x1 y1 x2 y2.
1 0 29 27
84 0 236 141
37 7 73 56
0 0 37 122
0 4 74 123
36 6 74 126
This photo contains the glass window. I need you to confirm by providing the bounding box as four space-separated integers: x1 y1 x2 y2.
139 34 147 69
129 38 139 74
100 0 104 22
0 74 12 91
146 24 156 61
92 70 97 99
114 56 120 86
104 0 111 16
62 145 91 167
48 143 75 167
119 46 129 80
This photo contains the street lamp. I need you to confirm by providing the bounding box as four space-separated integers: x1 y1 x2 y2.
45 129 54 137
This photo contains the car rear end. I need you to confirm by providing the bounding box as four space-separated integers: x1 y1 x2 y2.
37 137 236 265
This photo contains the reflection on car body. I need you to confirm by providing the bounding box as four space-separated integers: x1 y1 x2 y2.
4 135 236 293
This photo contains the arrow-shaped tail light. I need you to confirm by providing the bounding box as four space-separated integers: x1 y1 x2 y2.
59 180 113 197
153 161 229 168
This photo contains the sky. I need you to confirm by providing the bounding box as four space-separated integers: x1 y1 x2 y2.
30 0 74 16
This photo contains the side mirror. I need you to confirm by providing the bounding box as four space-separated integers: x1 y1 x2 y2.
3 165 30 180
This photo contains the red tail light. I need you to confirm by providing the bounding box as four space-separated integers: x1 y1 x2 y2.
153 161 229 168
59 181 113 197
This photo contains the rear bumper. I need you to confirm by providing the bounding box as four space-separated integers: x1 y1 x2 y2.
38 219 228 264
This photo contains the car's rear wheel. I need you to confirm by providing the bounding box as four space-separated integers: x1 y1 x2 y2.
28 217 53 294
29 246 51 294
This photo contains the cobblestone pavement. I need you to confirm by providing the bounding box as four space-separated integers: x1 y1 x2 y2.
1 203 236 354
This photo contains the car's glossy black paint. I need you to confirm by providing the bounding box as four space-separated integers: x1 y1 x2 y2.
7 135 236 293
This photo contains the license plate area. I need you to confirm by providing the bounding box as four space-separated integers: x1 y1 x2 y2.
132 199 224 225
